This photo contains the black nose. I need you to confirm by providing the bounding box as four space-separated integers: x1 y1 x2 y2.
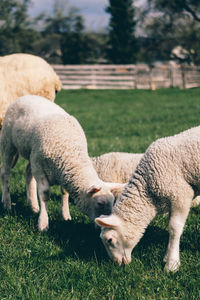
97 200 105 208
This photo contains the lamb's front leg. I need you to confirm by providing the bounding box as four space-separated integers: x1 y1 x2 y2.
191 196 200 208
37 176 50 231
60 187 72 220
1 166 12 211
1 153 18 211
26 162 40 213
164 207 190 273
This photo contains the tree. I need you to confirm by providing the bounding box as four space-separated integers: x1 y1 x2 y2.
37 1 74 63
138 15 177 65
0 0 39 55
147 0 200 23
140 0 200 65
60 15 88 64
106 0 137 64
42 1 92 64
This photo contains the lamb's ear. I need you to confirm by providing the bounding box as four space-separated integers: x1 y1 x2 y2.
95 215 121 228
87 185 102 195
106 182 127 198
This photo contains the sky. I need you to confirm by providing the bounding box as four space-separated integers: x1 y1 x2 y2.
28 0 146 31
28 0 110 30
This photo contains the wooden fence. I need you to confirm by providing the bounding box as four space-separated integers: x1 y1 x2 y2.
52 64 200 90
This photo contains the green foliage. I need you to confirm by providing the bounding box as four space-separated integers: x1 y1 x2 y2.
148 0 200 22
1 89 199 299
0 0 107 64
1 0 200 66
106 0 138 64
0 0 39 55
60 15 87 64
143 0 200 65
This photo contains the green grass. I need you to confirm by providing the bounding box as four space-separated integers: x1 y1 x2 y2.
0 88 200 299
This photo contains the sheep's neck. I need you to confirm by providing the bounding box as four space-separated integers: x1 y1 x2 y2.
60 159 102 200
113 179 157 243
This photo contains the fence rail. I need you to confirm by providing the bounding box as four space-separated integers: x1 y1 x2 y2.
52 64 200 90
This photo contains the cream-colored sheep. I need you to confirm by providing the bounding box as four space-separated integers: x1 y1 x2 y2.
0 95 124 231
96 126 200 273
0 53 61 128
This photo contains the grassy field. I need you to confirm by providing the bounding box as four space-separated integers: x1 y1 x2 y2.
0 88 200 299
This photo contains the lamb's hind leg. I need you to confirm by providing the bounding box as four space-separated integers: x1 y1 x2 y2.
164 189 192 273
26 162 40 213
60 187 71 220
1 152 18 211
36 175 50 231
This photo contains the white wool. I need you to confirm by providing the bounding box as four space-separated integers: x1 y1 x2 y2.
0 53 61 128
96 126 200 272
91 152 143 183
0 95 124 231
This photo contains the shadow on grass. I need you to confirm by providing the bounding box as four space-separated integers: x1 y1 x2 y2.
1 192 198 266
47 219 107 262
0 191 107 262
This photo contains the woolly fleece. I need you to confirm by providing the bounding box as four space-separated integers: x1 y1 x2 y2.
0 95 123 231
97 126 200 272
0 53 61 128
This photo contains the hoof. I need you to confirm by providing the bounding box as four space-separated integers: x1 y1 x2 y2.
62 214 72 221
38 221 49 232
32 206 40 213
164 260 180 273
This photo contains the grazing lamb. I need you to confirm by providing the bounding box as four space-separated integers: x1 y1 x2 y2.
0 53 61 128
96 126 200 272
60 152 143 220
0 95 124 231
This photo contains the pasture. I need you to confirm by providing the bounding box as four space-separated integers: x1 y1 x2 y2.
0 88 199 299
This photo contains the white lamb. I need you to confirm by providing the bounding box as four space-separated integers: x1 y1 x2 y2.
0 53 61 128
0 95 124 231
96 126 200 272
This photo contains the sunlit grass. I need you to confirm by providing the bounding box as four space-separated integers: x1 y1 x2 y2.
0 88 199 299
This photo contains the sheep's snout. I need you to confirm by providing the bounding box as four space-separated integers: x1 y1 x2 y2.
113 254 131 266
95 197 113 215
122 255 131 265
97 199 106 208
114 256 122 266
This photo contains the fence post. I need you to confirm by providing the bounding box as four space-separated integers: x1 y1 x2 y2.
169 64 174 88
133 66 137 89
149 66 155 90
181 65 186 88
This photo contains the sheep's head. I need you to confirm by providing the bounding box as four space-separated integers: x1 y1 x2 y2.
85 183 126 221
95 214 133 265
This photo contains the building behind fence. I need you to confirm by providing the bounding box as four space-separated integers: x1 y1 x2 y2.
52 64 200 90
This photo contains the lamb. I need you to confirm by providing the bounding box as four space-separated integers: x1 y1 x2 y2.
0 53 61 128
0 95 125 231
60 152 143 220
96 126 200 273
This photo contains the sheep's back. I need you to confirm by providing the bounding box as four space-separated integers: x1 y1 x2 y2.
0 53 61 128
134 125 200 202
91 152 143 183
